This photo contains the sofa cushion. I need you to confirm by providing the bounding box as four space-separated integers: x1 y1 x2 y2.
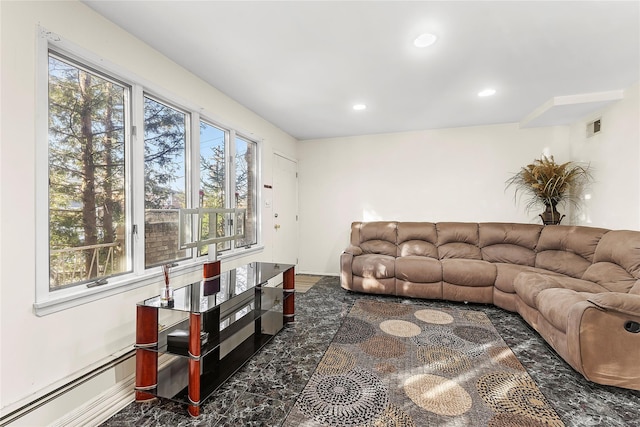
592 230 640 276
536 288 593 333
514 275 558 309
398 240 438 257
582 230 640 292
396 256 442 283
582 262 637 293
352 254 395 279
397 222 438 257
535 250 591 279
442 259 495 287
356 221 397 256
494 264 559 294
514 272 608 308
437 222 482 260
479 223 541 265
482 244 537 266
535 225 608 278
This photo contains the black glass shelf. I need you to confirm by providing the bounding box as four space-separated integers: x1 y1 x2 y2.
150 330 277 405
138 262 294 314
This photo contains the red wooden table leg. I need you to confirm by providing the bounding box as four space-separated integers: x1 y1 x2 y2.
188 312 201 417
135 305 158 402
283 266 295 323
203 259 220 279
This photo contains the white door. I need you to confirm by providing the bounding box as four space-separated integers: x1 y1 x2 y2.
272 154 298 264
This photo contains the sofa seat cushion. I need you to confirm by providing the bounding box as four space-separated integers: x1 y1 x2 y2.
396 256 442 283
352 254 395 279
494 264 562 294
536 288 593 333
514 272 609 309
442 259 496 287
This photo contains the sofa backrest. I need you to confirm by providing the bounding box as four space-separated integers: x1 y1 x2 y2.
397 222 438 258
350 221 397 256
582 230 640 293
436 222 482 260
535 225 608 278
479 223 542 266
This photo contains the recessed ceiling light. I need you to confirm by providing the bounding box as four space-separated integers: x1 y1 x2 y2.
414 33 437 48
353 104 367 111
478 88 496 97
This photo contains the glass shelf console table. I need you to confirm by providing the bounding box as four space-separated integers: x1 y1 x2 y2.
134 261 295 417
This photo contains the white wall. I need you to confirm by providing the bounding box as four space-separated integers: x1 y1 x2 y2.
0 0 297 413
297 91 640 276
568 83 640 230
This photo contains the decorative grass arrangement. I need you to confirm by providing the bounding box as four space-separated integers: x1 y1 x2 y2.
506 155 592 223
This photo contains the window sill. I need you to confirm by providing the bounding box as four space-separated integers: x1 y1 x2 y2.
33 245 264 316
217 244 264 261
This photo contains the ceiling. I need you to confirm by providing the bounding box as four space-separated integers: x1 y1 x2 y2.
82 1 639 140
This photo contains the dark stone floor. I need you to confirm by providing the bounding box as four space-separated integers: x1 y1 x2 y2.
101 277 640 426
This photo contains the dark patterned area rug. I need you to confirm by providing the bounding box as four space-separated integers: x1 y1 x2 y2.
283 300 564 427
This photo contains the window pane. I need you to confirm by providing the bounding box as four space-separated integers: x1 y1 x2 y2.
48 54 129 289
143 96 188 267
199 121 229 255
235 136 257 247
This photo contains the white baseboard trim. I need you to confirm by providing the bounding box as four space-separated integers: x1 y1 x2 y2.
49 379 135 427
49 354 175 427
295 271 338 277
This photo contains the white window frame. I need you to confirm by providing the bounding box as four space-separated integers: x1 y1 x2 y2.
34 28 263 316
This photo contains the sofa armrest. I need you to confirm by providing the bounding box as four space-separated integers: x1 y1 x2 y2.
565 296 640 389
343 245 363 256
587 293 640 317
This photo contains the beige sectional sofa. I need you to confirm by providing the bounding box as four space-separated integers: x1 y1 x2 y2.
340 221 640 390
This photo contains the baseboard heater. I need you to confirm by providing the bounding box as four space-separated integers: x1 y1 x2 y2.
0 350 135 426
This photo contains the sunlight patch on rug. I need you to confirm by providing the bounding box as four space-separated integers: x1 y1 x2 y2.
283 299 564 427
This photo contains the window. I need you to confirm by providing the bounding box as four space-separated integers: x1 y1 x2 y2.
235 136 258 247
196 126 258 255
39 37 261 311
47 53 131 290
199 121 228 255
143 96 189 267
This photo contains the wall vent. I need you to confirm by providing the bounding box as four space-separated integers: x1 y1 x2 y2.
587 118 601 138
